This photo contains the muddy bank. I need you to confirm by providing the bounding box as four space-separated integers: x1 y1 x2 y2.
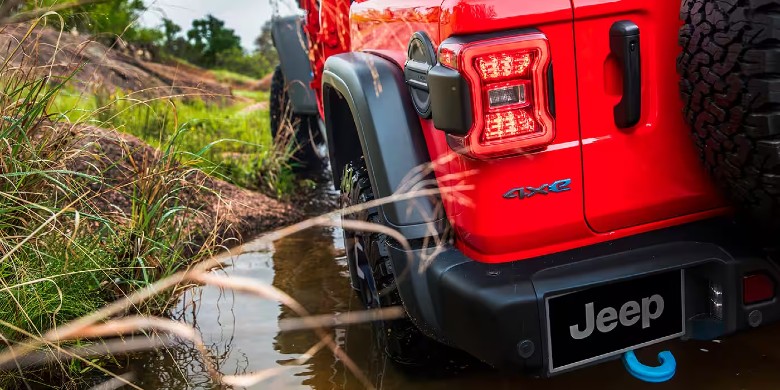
66 124 306 252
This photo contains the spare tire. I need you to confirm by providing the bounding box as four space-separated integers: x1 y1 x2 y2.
677 0 780 231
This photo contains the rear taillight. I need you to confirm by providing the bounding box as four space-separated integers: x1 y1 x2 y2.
438 33 555 159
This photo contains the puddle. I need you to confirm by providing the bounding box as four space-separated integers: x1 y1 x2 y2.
122 181 780 389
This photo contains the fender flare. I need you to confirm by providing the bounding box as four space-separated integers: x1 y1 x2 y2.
322 52 444 240
271 16 317 115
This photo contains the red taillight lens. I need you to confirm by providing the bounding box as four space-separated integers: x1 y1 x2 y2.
744 274 775 305
476 52 533 81
483 109 537 142
438 33 555 159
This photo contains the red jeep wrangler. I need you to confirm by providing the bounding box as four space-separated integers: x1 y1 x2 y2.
269 0 780 377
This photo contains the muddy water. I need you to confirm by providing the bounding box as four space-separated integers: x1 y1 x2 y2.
128 218 780 389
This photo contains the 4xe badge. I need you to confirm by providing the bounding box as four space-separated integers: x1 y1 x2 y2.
503 178 572 200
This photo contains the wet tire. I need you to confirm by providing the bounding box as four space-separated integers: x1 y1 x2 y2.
340 161 443 367
269 65 323 170
677 0 780 233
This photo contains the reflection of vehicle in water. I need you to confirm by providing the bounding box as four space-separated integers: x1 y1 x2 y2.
271 227 374 389
271 0 780 378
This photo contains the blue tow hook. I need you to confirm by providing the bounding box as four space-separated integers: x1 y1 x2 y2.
622 350 676 383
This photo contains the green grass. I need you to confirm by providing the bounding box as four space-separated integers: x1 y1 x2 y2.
233 89 269 102
212 69 259 85
0 8 299 388
0 56 221 385
0 20 287 384
51 87 296 195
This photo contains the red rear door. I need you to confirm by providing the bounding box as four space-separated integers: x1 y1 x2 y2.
572 0 725 233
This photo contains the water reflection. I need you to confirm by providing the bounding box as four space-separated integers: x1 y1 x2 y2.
127 223 780 389
128 226 354 389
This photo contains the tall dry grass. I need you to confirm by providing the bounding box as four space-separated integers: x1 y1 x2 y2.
0 3 477 390
0 8 235 387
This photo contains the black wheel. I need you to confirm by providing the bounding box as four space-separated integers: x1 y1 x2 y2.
340 161 444 367
269 65 323 170
677 0 780 233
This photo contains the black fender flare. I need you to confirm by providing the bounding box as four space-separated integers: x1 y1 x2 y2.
322 52 444 240
271 16 317 115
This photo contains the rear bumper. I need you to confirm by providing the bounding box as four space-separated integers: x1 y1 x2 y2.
386 219 780 375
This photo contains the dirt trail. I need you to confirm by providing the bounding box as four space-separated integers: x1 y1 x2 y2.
238 101 270 114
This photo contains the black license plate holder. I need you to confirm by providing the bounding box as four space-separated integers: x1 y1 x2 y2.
545 270 685 374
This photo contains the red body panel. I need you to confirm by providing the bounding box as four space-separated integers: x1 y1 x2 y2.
351 1 441 53
299 0 351 118
439 0 573 37
305 0 729 263
571 0 727 232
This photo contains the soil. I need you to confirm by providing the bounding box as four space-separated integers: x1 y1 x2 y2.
65 124 305 253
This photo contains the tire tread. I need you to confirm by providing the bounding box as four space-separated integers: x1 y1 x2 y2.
678 0 780 230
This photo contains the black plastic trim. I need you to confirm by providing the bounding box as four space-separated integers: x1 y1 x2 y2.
547 62 556 118
404 32 437 118
386 218 780 375
322 53 445 240
428 65 473 135
610 20 641 128
271 16 318 115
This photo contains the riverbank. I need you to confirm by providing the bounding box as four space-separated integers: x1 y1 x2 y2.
0 20 310 386
68 124 304 252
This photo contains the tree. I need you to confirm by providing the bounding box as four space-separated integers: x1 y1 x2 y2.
186 15 242 67
34 0 148 45
158 18 192 60
254 20 279 77
161 18 181 45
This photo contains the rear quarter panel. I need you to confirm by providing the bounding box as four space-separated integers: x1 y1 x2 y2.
346 0 727 263
351 0 591 262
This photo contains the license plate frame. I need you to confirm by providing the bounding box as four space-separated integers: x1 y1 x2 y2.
545 270 685 374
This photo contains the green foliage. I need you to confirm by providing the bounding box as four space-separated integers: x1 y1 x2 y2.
254 20 279 77
161 17 181 44
212 69 261 86
32 0 147 45
0 57 113 341
0 21 225 384
0 5 299 386
232 88 269 103
171 18 276 80
215 47 265 78
1 76 177 320
132 27 165 47
186 14 242 67
33 1 277 79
